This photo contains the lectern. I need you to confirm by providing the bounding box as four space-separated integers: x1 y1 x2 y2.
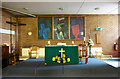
78 44 88 64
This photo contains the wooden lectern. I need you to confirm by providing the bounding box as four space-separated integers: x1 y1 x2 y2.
78 44 88 64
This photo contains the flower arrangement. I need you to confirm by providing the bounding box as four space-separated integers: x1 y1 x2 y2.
87 39 94 46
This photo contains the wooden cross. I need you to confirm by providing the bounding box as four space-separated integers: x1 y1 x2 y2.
59 48 65 58
6 20 26 61
6 21 26 26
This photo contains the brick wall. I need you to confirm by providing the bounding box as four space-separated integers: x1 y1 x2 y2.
17 15 118 57
1 10 16 53
86 15 118 57
118 15 120 56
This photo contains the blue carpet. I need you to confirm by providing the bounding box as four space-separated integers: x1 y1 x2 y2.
2 57 119 77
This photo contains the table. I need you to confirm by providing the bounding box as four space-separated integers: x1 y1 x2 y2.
45 45 79 65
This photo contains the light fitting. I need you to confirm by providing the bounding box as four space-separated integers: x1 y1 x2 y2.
23 8 29 10
28 32 32 36
58 8 64 11
94 7 100 10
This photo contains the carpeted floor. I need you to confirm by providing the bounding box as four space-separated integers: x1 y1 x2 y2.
2 57 119 77
103 59 120 68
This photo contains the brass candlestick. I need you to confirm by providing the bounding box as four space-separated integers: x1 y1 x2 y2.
72 41 74 46
48 41 50 46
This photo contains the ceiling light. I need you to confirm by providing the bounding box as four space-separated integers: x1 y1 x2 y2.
94 8 100 10
58 8 64 11
23 8 29 10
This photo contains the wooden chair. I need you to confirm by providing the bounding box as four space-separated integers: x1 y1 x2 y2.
29 46 39 59
9 53 16 65
96 51 103 60
78 44 88 64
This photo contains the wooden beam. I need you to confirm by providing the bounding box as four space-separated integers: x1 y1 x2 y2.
6 20 26 61
6 21 26 26
0 6 36 17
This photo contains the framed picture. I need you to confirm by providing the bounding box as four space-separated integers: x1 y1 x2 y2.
70 17 85 39
54 17 68 39
38 17 52 39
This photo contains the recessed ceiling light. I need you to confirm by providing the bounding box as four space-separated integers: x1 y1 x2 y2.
94 8 100 10
58 8 64 11
23 8 29 10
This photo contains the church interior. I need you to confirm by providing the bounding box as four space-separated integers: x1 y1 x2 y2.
0 0 120 79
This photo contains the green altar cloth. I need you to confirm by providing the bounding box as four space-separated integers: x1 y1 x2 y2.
45 46 79 65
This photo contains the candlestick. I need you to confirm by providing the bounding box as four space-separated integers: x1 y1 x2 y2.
84 37 86 44
48 41 50 45
72 41 74 45
84 37 85 41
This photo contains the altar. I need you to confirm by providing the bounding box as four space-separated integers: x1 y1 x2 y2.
45 45 79 65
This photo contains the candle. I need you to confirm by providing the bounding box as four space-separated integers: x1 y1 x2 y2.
48 41 50 44
84 37 86 41
83 37 86 44
72 41 74 45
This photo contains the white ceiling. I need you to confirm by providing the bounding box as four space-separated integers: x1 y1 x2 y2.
1 0 120 2
2 1 119 15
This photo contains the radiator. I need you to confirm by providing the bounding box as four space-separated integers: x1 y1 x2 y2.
89 47 102 56
22 48 45 57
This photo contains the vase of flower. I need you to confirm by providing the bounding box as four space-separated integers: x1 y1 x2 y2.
87 39 94 57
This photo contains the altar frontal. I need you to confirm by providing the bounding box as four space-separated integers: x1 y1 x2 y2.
45 46 79 65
